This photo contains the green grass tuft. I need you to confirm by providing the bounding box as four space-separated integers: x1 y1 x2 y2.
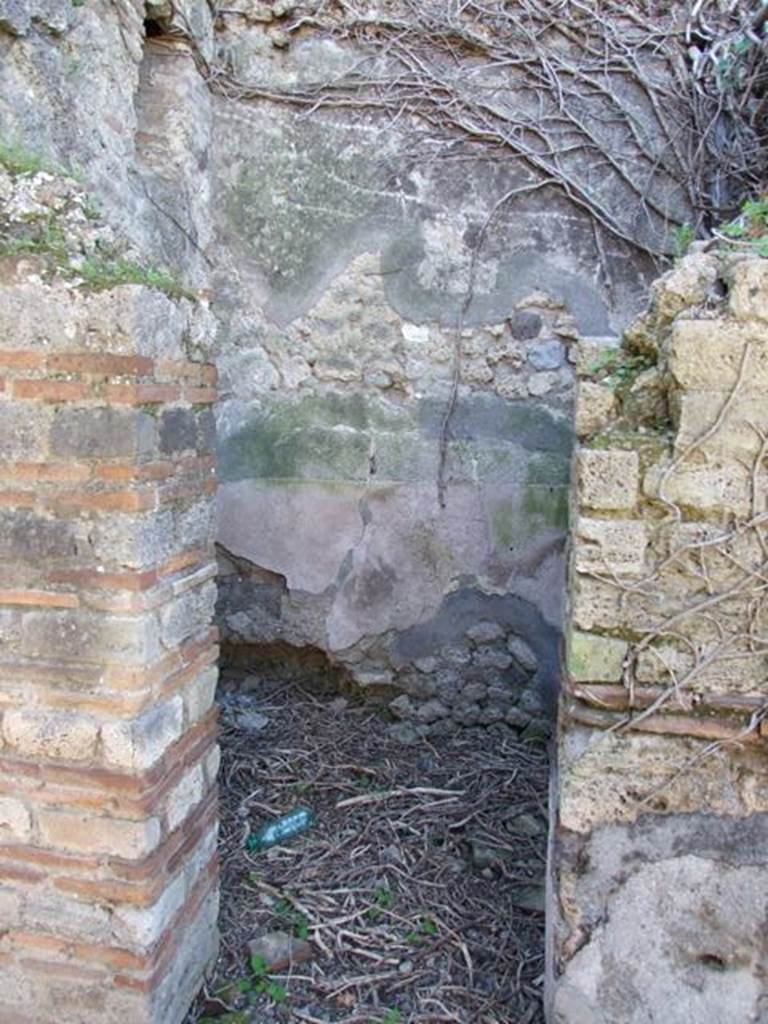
75 255 195 300
0 140 47 177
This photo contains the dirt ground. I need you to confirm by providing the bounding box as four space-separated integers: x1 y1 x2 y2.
185 666 550 1024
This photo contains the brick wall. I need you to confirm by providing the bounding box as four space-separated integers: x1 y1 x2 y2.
550 253 768 1023
0 274 219 1024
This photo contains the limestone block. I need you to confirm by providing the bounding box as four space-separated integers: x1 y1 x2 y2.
635 643 690 684
636 643 766 694
165 764 204 833
646 457 753 518
669 320 765 392
183 665 218 724
21 608 162 664
574 517 648 576
3 709 98 762
575 382 616 438
0 887 21 927
728 257 768 323
110 872 187 948
0 402 52 460
570 573 661 633
558 730 764 833
0 607 21 653
554 856 767 1024
0 796 32 841
568 630 627 682
38 810 162 858
577 449 639 510
160 579 217 649
674 392 768 460
101 697 184 771
204 744 221 786
24 891 112 944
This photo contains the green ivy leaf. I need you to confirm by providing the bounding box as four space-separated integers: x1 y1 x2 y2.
249 953 269 978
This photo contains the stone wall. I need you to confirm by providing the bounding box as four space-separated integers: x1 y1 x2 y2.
207 6 678 731
216 278 578 739
0 0 669 737
551 251 768 1022
0 164 219 1020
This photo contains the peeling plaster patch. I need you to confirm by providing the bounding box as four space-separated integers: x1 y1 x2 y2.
216 479 366 595
554 855 768 1024
326 483 492 651
417 211 499 296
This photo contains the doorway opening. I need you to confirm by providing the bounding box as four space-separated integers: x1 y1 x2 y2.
188 630 551 1024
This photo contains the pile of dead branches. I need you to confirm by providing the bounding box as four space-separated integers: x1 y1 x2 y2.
187 676 549 1023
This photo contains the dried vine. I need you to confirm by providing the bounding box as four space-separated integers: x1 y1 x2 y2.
150 0 767 509
196 0 768 256
572 315 768 780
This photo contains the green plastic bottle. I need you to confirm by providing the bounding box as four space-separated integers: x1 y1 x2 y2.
246 807 315 852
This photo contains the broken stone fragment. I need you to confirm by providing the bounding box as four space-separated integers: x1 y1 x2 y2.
527 370 559 396
465 620 505 643
236 710 269 732
527 338 564 370
508 310 543 340
268 27 290 47
388 722 420 745
507 812 544 836
506 635 538 673
521 719 552 743
469 839 511 869
416 698 450 723
389 694 415 720
510 884 545 912
247 930 315 973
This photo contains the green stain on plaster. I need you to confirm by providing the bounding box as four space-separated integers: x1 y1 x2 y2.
526 450 572 486
490 485 569 552
521 485 570 532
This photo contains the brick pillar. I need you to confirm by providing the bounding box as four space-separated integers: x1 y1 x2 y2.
0 277 219 1024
